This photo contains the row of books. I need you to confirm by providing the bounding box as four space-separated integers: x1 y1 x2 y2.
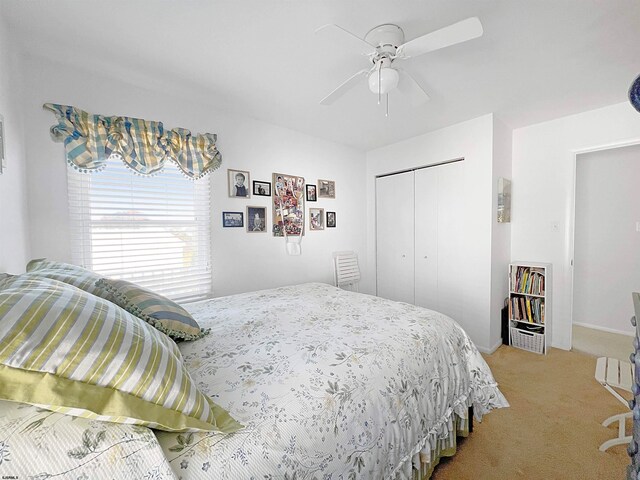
510 295 545 324
510 266 545 295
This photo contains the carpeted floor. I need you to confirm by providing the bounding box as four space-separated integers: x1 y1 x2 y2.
431 346 630 480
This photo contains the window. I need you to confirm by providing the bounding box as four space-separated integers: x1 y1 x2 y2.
67 157 212 302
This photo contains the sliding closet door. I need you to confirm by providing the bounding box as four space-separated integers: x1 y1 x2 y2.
414 167 438 310
376 172 415 304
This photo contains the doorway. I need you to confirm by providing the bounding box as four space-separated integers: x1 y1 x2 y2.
571 143 640 356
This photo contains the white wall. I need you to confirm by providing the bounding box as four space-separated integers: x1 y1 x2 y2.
365 114 495 351
512 102 640 349
21 54 367 297
573 144 640 335
491 117 512 346
0 8 30 273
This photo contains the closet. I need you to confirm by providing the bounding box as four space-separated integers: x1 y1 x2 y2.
375 160 464 320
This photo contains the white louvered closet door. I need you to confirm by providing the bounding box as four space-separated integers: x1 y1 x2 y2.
375 171 415 304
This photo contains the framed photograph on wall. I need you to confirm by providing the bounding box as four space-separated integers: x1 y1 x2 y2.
318 179 335 198
306 184 317 202
228 169 251 198
247 206 267 232
309 208 324 230
326 211 336 228
222 211 244 227
253 180 271 197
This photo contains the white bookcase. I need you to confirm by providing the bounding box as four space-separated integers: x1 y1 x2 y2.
508 262 551 354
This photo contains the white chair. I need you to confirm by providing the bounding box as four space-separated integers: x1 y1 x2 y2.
333 251 360 291
595 356 633 451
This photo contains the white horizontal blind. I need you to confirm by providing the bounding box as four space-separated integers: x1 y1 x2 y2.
67 157 212 302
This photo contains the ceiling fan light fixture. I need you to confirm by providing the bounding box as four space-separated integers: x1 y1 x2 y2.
368 67 399 95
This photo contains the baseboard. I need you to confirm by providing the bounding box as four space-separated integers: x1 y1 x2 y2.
573 321 635 337
477 338 504 354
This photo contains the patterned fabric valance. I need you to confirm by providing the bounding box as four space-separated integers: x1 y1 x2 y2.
43 103 222 179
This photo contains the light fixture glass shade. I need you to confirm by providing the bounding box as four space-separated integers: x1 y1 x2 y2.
368 67 399 95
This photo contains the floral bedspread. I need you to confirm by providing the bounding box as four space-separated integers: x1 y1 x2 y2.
157 283 508 479
0 399 176 480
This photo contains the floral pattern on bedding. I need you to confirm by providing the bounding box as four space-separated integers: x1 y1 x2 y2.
157 283 508 479
0 400 176 479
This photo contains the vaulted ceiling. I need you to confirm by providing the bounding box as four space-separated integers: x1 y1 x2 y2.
4 0 640 151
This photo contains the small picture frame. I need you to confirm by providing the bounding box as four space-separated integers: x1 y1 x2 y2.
326 211 336 228
497 177 511 223
309 208 325 230
306 184 317 202
318 179 335 198
222 211 244 228
228 169 251 198
247 206 267 233
253 180 271 197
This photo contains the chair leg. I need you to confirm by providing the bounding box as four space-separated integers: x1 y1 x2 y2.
602 411 632 428
599 435 632 452
599 411 632 452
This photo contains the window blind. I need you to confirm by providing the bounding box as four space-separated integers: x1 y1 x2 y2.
67 157 212 302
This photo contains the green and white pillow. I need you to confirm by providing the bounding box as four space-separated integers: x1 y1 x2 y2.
0 275 241 433
96 278 208 341
25 258 103 295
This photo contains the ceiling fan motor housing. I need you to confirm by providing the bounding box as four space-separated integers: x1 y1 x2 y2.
364 24 405 58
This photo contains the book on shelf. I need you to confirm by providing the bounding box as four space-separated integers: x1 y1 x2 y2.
510 294 545 324
512 265 547 296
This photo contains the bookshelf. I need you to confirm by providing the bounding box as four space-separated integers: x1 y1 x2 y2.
508 262 551 354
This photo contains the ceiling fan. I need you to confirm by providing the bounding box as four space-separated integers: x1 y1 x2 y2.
316 17 483 112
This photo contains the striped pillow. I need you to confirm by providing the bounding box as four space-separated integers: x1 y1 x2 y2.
0 275 241 433
96 278 207 341
25 258 103 295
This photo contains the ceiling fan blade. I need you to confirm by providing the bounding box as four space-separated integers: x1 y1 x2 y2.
397 68 430 105
315 24 376 56
320 69 370 105
397 17 483 59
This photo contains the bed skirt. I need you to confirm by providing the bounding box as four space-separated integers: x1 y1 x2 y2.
412 407 473 480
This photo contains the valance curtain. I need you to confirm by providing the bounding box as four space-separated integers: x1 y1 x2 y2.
43 103 222 179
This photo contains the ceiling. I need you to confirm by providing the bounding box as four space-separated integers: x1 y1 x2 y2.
3 0 640 151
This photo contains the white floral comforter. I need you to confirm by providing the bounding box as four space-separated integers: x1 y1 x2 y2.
0 400 176 480
156 283 508 479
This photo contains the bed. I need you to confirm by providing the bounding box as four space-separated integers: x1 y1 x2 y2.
0 280 507 479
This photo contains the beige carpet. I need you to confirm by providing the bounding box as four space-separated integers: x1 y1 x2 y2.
572 324 634 361
431 346 630 480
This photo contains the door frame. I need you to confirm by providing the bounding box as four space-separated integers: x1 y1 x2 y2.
566 139 640 349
